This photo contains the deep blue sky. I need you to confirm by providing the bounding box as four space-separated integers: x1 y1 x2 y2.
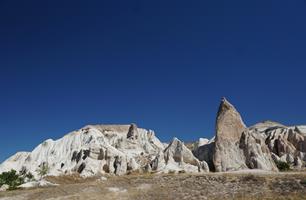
1 0 306 162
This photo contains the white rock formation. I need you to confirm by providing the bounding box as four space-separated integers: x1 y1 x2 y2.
197 138 210 148
193 137 215 171
213 98 248 172
163 138 209 173
0 124 204 178
1 99 305 179
0 184 9 192
19 180 58 188
250 122 306 168
239 129 278 171
195 98 279 172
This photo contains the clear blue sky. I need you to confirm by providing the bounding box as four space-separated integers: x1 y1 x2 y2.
1 0 306 162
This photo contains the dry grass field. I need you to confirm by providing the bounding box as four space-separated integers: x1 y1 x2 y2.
1 172 306 200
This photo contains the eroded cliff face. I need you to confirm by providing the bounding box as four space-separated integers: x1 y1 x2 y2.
251 123 306 168
1 98 305 178
0 124 207 178
196 98 280 172
213 98 248 172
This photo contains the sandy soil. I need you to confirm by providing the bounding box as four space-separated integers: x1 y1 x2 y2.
0 172 306 200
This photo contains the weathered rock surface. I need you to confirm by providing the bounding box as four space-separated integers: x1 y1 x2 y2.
239 130 278 171
164 138 209 173
250 122 306 168
127 123 139 140
0 184 9 192
193 138 215 171
196 98 279 172
1 98 305 180
197 138 210 148
213 98 248 172
0 124 204 178
19 180 58 188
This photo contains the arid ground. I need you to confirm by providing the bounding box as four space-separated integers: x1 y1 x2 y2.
1 172 306 200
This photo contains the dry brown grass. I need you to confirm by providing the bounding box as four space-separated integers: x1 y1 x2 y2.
0 172 305 200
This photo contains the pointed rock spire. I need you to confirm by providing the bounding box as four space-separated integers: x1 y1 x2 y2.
216 97 246 141
213 98 247 172
211 98 278 172
127 123 139 140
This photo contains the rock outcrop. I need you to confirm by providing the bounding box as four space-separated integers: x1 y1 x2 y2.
164 138 209 173
1 98 305 179
197 138 210 148
195 98 279 172
213 98 248 172
0 184 9 192
239 130 278 171
250 122 306 169
0 124 204 178
193 138 215 171
127 123 139 140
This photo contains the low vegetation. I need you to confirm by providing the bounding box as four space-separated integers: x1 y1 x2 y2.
275 160 291 171
300 179 306 186
36 163 50 179
0 169 34 190
1 172 306 200
0 170 24 190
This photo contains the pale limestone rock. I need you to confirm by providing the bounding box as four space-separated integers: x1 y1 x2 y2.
127 123 139 140
199 161 210 172
0 124 164 178
239 130 278 171
294 156 303 169
164 138 209 173
213 98 247 172
198 138 210 148
1 99 305 178
211 98 278 172
252 121 306 166
0 123 207 178
271 153 281 163
0 184 9 192
19 180 58 188
193 139 215 171
98 176 108 182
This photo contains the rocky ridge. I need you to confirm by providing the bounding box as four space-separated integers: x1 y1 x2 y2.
193 98 305 172
0 125 206 178
0 98 305 181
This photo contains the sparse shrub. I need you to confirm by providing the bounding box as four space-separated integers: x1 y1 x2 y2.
37 162 50 179
300 179 306 186
275 160 290 171
168 170 176 174
19 166 34 181
241 175 258 182
103 164 110 173
19 166 27 176
0 170 25 190
178 170 186 174
126 169 141 175
25 172 34 181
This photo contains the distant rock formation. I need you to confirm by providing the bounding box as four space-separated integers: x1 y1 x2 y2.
239 129 278 171
127 123 139 140
251 122 306 169
194 98 279 172
0 124 205 178
213 98 248 172
0 98 305 178
193 138 215 171
164 138 209 173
